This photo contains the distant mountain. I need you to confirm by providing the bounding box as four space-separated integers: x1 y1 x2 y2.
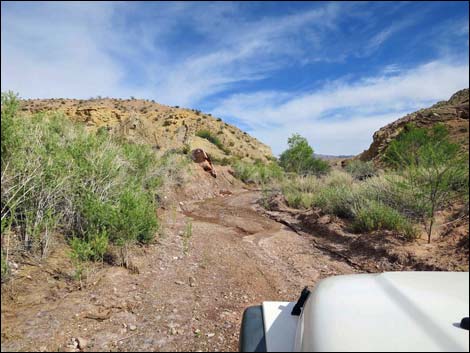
359 88 469 163
19 98 273 162
314 153 354 161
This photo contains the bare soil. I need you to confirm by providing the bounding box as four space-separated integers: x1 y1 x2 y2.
1 188 356 352
1 167 467 352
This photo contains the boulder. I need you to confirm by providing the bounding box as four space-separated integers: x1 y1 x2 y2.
191 148 217 178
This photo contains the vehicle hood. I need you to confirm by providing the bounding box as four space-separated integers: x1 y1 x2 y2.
298 272 469 352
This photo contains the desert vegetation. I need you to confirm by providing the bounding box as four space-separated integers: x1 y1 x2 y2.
196 129 231 155
1 92 189 280
232 129 468 243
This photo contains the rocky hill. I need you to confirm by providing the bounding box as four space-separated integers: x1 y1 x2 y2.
359 88 469 163
19 98 273 162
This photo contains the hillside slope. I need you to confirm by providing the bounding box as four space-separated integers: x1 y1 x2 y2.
359 88 469 163
19 98 273 162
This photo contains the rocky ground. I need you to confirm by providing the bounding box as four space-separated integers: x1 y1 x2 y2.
1 189 357 352
1 165 468 352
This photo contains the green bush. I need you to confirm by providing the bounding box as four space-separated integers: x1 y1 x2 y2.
383 123 468 243
383 123 459 169
345 160 377 180
1 251 9 282
283 188 316 209
280 171 419 239
312 184 360 218
233 160 283 184
196 130 230 154
352 200 418 240
0 95 176 264
70 232 109 262
281 175 319 208
1 91 20 163
279 134 330 176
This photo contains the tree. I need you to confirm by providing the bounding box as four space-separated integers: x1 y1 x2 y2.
279 134 329 176
385 124 469 243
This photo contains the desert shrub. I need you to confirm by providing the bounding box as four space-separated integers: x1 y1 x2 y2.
352 200 418 240
1 251 8 282
383 123 469 243
180 144 191 155
283 188 316 209
345 160 377 180
70 232 109 262
1 91 20 163
212 157 232 166
196 130 221 145
359 174 428 219
233 160 283 185
279 134 330 176
0 95 185 265
281 175 319 208
196 130 230 154
383 123 455 168
312 184 362 218
322 169 354 188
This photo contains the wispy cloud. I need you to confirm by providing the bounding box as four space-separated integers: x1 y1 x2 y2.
212 60 469 155
1 1 468 155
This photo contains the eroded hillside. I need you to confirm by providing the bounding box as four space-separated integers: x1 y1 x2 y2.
359 88 469 163
19 98 273 162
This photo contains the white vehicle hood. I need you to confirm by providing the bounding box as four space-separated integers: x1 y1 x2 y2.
297 272 469 352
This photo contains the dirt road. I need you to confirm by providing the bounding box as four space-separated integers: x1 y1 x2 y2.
1 191 355 352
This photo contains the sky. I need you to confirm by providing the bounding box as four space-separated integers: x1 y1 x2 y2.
1 1 469 155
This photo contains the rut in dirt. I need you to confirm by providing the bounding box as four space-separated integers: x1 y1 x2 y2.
1 191 356 352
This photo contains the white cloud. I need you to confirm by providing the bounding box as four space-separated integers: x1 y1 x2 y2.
212 60 469 155
1 2 468 156
1 2 130 98
0 1 347 104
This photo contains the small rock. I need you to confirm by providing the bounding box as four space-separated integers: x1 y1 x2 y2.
71 338 79 349
75 337 88 350
175 280 185 286
207 333 215 338
189 276 197 287
129 324 137 331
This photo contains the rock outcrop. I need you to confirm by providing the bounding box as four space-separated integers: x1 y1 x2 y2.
19 98 273 163
359 88 469 163
191 148 217 178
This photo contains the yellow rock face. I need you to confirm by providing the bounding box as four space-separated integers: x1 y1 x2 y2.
20 98 273 162
359 88 469 164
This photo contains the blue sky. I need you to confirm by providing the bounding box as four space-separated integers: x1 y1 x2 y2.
1 1 469 155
